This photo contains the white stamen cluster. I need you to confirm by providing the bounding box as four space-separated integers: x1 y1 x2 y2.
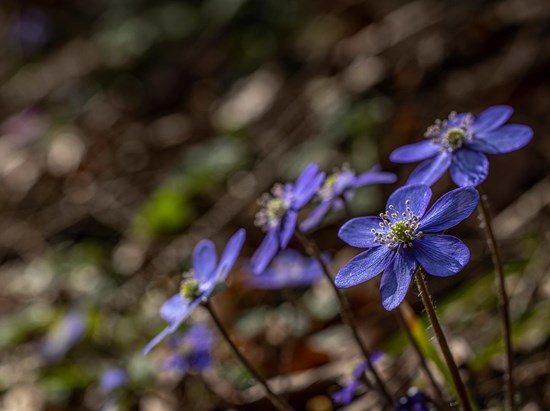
254 184 290 231
317 164 353 201
424 111 474 152
371 200 423 249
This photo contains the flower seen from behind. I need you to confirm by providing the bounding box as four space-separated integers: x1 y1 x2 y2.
336 184 479 310
246 249 325 289
251 163 325 274
300 164 396 232
390 106 533 187
143 229 246 354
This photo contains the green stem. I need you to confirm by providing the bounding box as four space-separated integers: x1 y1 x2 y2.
414 270 473 411
203 300 295 411
295 230 395 408
477 188 515 411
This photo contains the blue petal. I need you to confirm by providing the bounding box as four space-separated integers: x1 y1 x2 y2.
412 235 470 277
472 105 513 133
338 217 383 248
386 185 432 218
419 186 479 233
294 170 326 209
293 163 320 195
407 152 451 186
280 210 297 248
251 229 279 274
450 148 488 187
300 201 333 232
335 246 394 288
380 248 416 311
468 124 533 154
352 170 397 188
143 327 174 355
215 228 246 283
390 140 441 163
192 240 217 287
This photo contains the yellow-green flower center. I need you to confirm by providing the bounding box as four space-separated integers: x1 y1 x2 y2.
180 279 200 299
371 200 423 249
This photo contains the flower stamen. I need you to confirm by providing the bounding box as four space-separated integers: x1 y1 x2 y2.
254 183 291 231
425 111 474 152
371 200 423 249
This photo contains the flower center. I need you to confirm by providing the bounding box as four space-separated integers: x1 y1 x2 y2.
255 183 290 231
180 278 200 300
371 200 423 249
318 173 338 200
317 164 354 200
424 111 474 152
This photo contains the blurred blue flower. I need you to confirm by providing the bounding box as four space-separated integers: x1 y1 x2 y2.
390 106 533 187
300 165 396 232
162 323 216 375
9 7 50 53
100 368 128 394
395 388 431 411
143 229 246 354
246 249 325 289
332 351 383 406
41 310 86 362
251 163 325 274
336 185 479 310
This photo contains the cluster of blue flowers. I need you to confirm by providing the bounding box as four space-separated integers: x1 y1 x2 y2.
139 106 532 409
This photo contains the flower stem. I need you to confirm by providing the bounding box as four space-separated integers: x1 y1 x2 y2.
203 300 295 411
396 304 450 410
295 230 395 408
477 188 515 411
414 269 473 411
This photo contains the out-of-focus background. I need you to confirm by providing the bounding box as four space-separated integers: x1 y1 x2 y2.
0 0 549 410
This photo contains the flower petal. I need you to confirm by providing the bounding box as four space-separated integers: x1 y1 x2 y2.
294 170 326 209
386 184 432 218
468 124 533 154
335 246 394 288
192 240 217 286
390 140 441 163
472 105 513 133
300 201 333 232
293 163 321 195
419 186 479 233
215 229 246 283
280 209 297 248
407 152 451 186
450 148 488 187
380 248 416 311
338 217 383 248
412 235 470 277
251 229 279 274
352 170 397 188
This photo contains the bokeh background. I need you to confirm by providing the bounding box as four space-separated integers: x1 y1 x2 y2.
0 0 549 410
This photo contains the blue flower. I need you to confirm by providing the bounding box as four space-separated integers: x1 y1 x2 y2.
143 229 246 354
395 388 431 411
100 368 128 394
162 323 216 375
246 249 325 289
251 163 325 274
41 310 86 362
332 351 383 406
390 106 533 187
300 164 396 232
336 185 479 310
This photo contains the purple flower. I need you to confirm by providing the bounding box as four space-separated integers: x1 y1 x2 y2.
390 106 533 187
395 388 431 411
143 229 246 354
100 368 128 394
41 310 86 362
332 351 383 405
300 164 396 232
246 249 324 289
162 323 216 375
251 163 325 274
336 185 479 310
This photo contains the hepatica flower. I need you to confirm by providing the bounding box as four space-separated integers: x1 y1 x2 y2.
390 106 533 187
144 229 245 354
395 388 431 411
41 310 86 362
162 323 215 375
300 164 396 232
251 163 325 274
246 249 324 289
336 185 479 310
100 368 128 394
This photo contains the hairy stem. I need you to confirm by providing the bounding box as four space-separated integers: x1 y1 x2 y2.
477 188 515 411
414 270 473 411
203 300 295 411
295 230 394 408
